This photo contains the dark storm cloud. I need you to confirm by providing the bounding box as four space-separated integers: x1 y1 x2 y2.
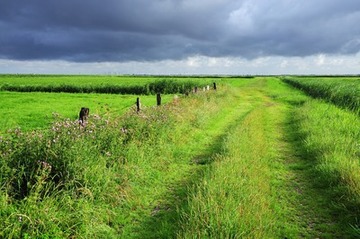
1 0 360 62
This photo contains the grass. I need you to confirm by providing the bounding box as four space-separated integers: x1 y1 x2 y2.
174 78 303 238
0 80 239 238
0 76 359 238
176 77 359 238
0 75 158 87
0 75 217 94
282 76 360 114
0 91 173 133
0 74 220 87
268 78 360 238
177 106 282 238
292 99 360 236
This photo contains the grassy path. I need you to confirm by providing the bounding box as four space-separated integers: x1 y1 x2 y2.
175 79 304 238
130 77 359 238
120 80 264 238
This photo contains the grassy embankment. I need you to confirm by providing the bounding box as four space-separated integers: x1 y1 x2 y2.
0 76 359 238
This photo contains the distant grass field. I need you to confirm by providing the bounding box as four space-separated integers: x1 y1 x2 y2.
0 75 218 95
0 74 218 90
0 91 173 133
0 74 225 87
0 75 158 87
0 74 215 132
282 76 360 114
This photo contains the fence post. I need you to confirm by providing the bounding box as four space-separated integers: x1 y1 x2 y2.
157 93 161 106
136 97 141 112
79 107 89 126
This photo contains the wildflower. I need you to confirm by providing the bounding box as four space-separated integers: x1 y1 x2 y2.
38 160 52 170
121 127 128 134
93 114 101 120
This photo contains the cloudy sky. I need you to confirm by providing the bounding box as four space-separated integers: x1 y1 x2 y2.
1 0 360 75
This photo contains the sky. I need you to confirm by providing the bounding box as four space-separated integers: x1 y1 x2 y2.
0 0 360 75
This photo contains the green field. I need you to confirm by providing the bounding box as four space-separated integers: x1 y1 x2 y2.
0 74 220 87
282 76 360 114
0 75 359 238
0 91 173 132
0 75 218 95
0 75 159 87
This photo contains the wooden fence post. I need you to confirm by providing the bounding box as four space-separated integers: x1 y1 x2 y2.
157 93 161 106
79 107 89 126
136 97 141 112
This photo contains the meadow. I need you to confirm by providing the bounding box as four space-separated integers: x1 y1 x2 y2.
0 74 222 87
0 75 359 238
0 91 173 132
0 75 217 132
0 75 217 95
282 76 360 114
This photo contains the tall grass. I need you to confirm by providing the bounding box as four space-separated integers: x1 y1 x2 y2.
282 76 360 114
177 106 280 238
0 104 178 237
295 99 360 199
0 114 129 238
0 83 231 238
177 77 360 238
176 79 300 238
267 78 360 237
1 77 214 95
0 74 221 87
0 75 157 87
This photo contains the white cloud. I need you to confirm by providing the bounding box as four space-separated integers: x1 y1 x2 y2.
315 54 326 66
1 53 359 75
